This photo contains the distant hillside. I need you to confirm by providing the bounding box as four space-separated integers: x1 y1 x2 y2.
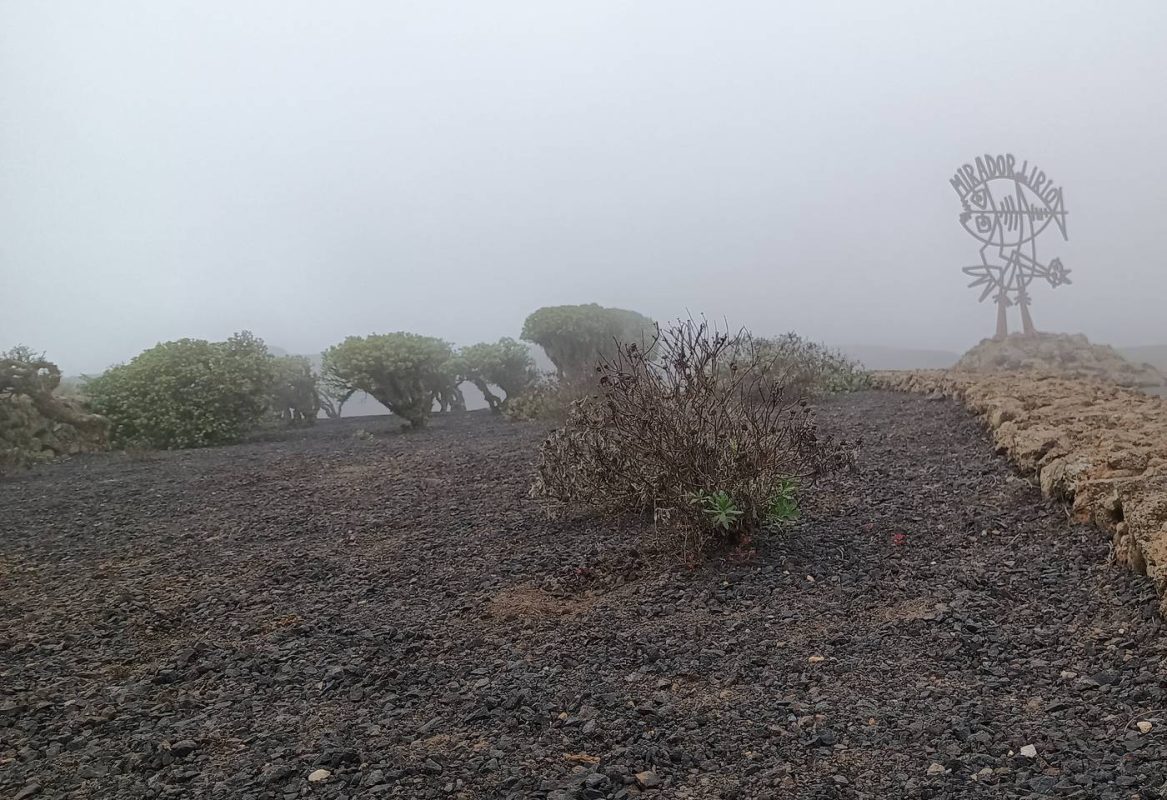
1119 345 1167 373
1119 346 1167 397
838 344 959 371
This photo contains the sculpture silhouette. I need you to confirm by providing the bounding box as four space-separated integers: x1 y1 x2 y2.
951 155 1071 339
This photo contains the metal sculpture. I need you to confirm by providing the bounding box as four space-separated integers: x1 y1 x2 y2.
951 154 1070 339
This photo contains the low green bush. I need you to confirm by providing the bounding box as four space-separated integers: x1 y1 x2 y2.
502 373 599 422
743 333 870 398
84 332 275 449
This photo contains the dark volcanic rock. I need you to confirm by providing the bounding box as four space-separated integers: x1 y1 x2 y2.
1 399 1166 798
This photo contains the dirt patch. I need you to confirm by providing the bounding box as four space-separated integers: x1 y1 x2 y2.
876 597 946 623
486 584 596 620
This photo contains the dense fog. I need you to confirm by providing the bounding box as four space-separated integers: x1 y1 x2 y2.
2 1 1164 374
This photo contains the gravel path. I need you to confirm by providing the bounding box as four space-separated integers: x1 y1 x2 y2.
2 392 1165 799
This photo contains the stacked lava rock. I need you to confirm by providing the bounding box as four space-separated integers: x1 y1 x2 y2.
0 352 108 474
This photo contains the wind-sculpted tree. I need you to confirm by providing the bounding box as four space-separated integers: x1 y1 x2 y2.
520 304 655 380
317 377 356 420
84 331 275 449
458 338 538 413
432 357 466 414
321 333 452 428
269 355 320 425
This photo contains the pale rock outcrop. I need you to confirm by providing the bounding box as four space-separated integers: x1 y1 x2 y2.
955 332 1165 390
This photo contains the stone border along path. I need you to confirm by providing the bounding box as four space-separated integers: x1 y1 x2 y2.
875 370 1167 613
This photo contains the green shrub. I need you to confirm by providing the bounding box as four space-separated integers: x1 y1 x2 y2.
531 320 852 556
763 477 801 526
269 355 319 425
502 377 562 421
502 374 595 422
84 331 275 449
520 304 655 380
458 338 538 413
743 333 870 398
321 333 452 428
688 490 744 531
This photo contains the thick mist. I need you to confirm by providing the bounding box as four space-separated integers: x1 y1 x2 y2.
2 0 1165 374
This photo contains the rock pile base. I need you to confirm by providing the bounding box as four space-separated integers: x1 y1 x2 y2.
955 333 1165 390
0 394 107 474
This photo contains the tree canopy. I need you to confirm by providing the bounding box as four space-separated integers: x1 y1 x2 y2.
458 337 538 412
321 332 452 428
520 304 655 380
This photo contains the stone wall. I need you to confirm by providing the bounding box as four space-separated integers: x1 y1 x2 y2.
1 353 108 475
0 394 107 474
874 370 1167 611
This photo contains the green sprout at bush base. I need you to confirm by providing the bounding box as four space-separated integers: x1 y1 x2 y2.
688 490 744 531
689 479 801 534
764 478 801 528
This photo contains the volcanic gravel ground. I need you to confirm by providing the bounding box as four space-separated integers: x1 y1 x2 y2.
2 392 1166 800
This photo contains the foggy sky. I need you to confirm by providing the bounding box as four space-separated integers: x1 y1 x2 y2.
2 1 1165 375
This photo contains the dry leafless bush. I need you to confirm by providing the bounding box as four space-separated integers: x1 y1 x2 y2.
531 319 855 556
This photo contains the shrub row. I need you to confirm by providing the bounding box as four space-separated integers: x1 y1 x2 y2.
8 303 868 455
8 314 868 556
